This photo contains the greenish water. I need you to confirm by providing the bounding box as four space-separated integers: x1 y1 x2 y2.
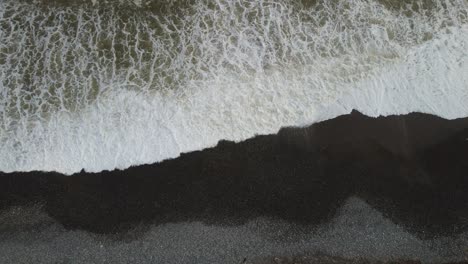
2 0 465 122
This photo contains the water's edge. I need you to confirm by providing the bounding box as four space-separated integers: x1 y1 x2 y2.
1 110 467 232
1 110 468 263
2 0 467 174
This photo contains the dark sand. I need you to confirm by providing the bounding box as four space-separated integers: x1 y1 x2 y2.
252 255 466 264
1 110 468 263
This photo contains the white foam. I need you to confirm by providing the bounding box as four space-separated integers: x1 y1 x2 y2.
0 0 467 174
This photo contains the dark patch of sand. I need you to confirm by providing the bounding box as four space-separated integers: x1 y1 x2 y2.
1 110 467 237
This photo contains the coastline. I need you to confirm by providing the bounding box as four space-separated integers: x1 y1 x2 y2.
1 110 468 263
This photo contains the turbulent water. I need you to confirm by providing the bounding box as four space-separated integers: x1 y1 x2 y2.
0 0 467 174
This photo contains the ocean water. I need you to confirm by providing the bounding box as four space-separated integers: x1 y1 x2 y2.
0 0 467 174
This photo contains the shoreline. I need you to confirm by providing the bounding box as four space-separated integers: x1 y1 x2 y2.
1 110 468 263
1 110 467 235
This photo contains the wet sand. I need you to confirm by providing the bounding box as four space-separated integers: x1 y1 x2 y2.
1 110 468 263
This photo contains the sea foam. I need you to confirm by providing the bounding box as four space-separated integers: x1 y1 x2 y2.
0 0 467 174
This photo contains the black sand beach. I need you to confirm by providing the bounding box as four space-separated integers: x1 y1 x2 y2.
1 111 468 263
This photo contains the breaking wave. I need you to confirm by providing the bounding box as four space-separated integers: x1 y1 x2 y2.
0 0 467 174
